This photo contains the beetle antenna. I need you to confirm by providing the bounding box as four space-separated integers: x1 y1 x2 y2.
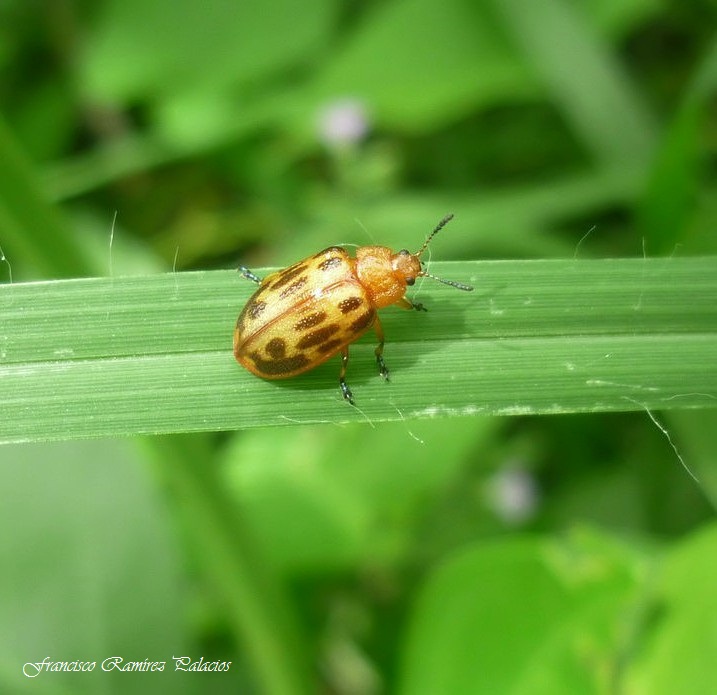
420 271 474 292
416 213 454 257
415 214 472 291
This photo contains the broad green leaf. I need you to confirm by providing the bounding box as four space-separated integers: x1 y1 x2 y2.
311 0 536 131
222 418 494 573
81 0 336 102
626 524 717 695
398 531 643 694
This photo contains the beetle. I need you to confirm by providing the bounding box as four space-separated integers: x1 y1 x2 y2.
233 214 473 404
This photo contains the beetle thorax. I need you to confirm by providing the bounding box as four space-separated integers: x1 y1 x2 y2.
355 246 420 308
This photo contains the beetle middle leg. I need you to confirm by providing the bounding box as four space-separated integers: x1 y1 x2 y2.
373 315 390 381
339 346 355 405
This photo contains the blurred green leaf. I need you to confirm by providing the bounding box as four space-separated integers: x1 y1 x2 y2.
277 166 645 266
81 0 336 102
666 409 717 517
584 0 662 36
637 37 717 253
398 531 642 694
222 419 494 573
0 440 190 694
312 0 537 131
626 524 717 694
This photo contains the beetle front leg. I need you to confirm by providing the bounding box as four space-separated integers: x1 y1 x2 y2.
339 346 355 405
373 315 389 381
396 296 427 312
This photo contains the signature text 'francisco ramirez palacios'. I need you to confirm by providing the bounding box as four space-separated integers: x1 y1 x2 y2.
23 656 232 677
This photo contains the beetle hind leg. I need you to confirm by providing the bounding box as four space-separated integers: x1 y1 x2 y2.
339 347 355 405
374 316 389 381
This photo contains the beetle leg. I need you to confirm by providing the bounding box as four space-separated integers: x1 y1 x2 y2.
339 346 355 405
373 315 389 381
238 266 262 284
396 296 427 312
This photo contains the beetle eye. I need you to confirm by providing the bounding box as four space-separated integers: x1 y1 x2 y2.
399 249 410 256
406 277 415 286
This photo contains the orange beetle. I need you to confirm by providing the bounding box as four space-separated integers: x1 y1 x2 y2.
233 214 473 404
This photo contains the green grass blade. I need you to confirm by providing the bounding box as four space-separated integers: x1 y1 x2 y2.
2 257 716 443
0 116 94 278
144 435 311 695
494 0 657 169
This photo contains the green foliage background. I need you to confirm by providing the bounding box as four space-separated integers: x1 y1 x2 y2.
1 0 716 693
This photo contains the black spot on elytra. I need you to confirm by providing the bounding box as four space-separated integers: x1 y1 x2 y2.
249 351 310 376
271 263 308 290
248 300 267 320
338 296 362 314
294 311 327 331
350 311 374 333
317 338 343 355
318 256 343 271
296 324 340 349
279 276 308 298
265 338 287 359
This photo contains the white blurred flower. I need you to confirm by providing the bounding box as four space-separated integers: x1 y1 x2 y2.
317 99 370 146
486 465 539 525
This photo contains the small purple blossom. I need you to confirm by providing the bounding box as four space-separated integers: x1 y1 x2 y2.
317 99 371 146
486 466 539 525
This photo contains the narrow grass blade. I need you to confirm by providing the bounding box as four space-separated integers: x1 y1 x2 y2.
1 257 716 443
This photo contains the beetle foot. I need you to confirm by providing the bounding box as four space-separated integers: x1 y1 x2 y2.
340 378 355 405
238 266 262 284
376 354 390 381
